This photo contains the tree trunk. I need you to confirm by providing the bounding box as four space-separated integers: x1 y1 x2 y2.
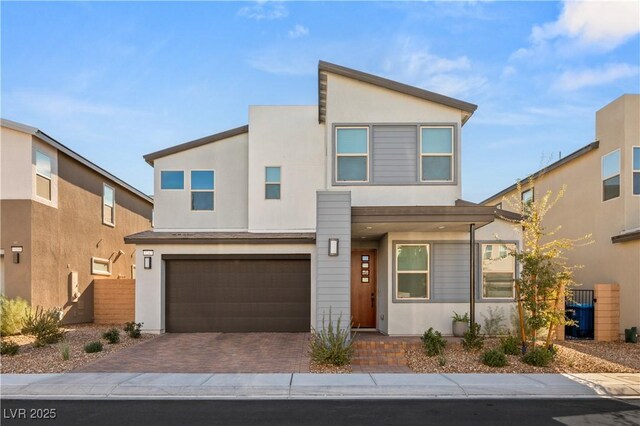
515 281 527 352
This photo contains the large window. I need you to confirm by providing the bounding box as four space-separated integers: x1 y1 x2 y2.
336 127 368 182
265 167 281 199
102 184 115 226
191 170 214 211
481 243 516 299
35 151 52 200
160 171 184 190
602 150 620 201
421 126 454 182
396 244 429 300
633 147 640 195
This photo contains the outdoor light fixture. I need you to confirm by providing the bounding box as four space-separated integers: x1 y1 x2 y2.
144 257 152 269
11 246 23 264
328 238 339 256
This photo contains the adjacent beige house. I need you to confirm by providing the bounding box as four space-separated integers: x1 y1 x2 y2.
0 119 153 324
482 94 640 336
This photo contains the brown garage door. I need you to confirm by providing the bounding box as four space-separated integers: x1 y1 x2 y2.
164 254 311 332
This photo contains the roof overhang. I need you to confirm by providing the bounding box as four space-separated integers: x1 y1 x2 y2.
125 230 316 245
611 229 640 244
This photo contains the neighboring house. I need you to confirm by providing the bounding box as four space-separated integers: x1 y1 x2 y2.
127 61 521 335
482 94 640 336
0 119 153 324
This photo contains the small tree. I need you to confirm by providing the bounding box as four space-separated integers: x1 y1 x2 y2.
501 179 591 352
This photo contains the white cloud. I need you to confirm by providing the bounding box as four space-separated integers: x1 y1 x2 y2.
288 24 309 39
501 65 517 78
238 1 288 21
553 63 639 91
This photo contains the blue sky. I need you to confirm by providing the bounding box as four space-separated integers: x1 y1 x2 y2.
2 1 639 201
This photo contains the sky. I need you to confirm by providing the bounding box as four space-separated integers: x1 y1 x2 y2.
2 1 639 202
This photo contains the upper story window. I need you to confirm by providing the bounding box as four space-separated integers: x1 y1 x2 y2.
102 184 115 226
521 188 534 205
336 127 368 182
265 167 281 200
160 170 184 190
481 243 516 299
633 147 639 195
420 126 454 182
35 151 52 201
602 150 620 201
396 244 429 300
191 170 214 211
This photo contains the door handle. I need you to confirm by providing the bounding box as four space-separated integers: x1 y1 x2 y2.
371 293 375 308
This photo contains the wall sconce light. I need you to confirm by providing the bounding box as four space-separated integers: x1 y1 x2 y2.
143 250 154 269
328 238 339 257
11 246 23 264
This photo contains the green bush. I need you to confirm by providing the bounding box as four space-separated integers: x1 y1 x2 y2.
421 327 447 357
451 311 469 323
309 310 354 366
437 355 447 367
1 340 20 356
84 341 103 353
60 342 70 361
481 348 507 367
102 328 121 344
522 346 554 367
481 306 507 336
22 306 65 347
0 296 30 336
124 322 143 338
462 323 484 351
500 334 521 356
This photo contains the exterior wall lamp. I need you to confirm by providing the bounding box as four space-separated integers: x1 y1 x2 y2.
143 249 154 269
11 246 23 264
328 238 339 257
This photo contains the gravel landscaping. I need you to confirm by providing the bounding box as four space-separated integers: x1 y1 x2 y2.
0 323 156 374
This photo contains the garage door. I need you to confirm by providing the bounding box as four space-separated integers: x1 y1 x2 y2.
164 254 311 332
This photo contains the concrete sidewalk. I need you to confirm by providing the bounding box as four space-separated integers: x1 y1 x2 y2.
1 372 638 399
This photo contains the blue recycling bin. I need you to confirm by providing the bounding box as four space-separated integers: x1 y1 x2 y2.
565 303 594 339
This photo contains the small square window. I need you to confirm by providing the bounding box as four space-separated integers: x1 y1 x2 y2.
420 127 454 182
336 127 369 182
161 171 184 190
191 192 214 210
191 170 215 211
91 257 111 276
395 244 429 300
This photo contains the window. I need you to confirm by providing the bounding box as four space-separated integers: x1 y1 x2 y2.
103 184 115 226
161 171 184 190
481 243 516 299
191 170 214 211
633 147 640 195
521 188 534 205
265 167 281 199
602 150 620 201
421 126 454 182
35 151 52 200
91 257 111 276
396 244 429 300
336 127 368 182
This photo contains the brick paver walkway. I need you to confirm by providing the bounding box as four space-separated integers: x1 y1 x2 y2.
74 333 311 373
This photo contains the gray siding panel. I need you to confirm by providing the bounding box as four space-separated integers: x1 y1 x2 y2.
432 243 470 302
372 125 418 184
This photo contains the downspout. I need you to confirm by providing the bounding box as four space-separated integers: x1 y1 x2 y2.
470 223 476 327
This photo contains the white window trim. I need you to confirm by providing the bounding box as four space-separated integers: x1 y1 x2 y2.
602 149 621 202
632 146 640 196
160 170 185 191
419 125 455 183
102 183 115 227
335 126 370 183
395 243 430 300
35 149 53 202
91 257 112 276
190 169 215 212
521 187 534 203
480 243 516 300
265 166 281 200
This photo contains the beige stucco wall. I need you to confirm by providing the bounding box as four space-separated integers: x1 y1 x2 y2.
1 127 33 200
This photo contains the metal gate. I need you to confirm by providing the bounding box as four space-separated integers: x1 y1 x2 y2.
565 289 595 340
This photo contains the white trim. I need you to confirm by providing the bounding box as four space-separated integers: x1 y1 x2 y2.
632 146 640 196
395 243 430 300
102 183 116 227
480 243 516 300
91 257 112 276
419 125 455 183
601 149 621 202
189 169 215 212
335 126 370 183
160 169 185 191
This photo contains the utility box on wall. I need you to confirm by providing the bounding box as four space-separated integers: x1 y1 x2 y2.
69 271 79 302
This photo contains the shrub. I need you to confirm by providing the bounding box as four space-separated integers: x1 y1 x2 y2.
462 323 484 352
0 296 30 336
102 328 121 344
309 310 354 366
451 311 469 323
482 306 507 336
482 348 507 367
1 340 20 356
60 342 70 361
522 346 554 367
22 306 65 347
437 355 447 367
500 334 521 356
421 327 447 357
124 322 143 338
84 341 103 353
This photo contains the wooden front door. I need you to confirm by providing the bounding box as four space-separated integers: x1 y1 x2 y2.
351 250 376 328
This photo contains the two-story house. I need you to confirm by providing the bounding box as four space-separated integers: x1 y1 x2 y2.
127 61 521 335
1 119 153 324
483 94 640 337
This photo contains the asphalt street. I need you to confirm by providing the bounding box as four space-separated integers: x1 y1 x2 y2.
2 398 640 426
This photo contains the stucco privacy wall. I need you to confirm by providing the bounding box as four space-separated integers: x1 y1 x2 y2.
135 243 317 334
247 106 325 232
324 73 463 206
152 132 249 231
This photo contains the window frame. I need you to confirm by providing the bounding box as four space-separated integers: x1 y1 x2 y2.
160 170 185 190
91 257 112 276
419 125 455 183
102 183 115 227
602 149 621 202
395 243 430 301
35 150 52 201
521 188 534 204
633 146 640 196
480 242 517 300
190 169 215 212
265 166 281 200
335 126 370 183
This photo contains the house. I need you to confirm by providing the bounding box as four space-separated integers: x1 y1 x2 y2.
127 61 521 335
482 94 640 337
0 119 153 324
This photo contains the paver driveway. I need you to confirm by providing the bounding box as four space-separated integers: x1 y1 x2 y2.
74 333 311 373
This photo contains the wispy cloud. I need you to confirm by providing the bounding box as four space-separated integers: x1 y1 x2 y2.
553 63 640 91
238 1 288 21
288 24 309 39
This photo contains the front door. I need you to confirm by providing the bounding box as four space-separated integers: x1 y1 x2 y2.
351 250 376 328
